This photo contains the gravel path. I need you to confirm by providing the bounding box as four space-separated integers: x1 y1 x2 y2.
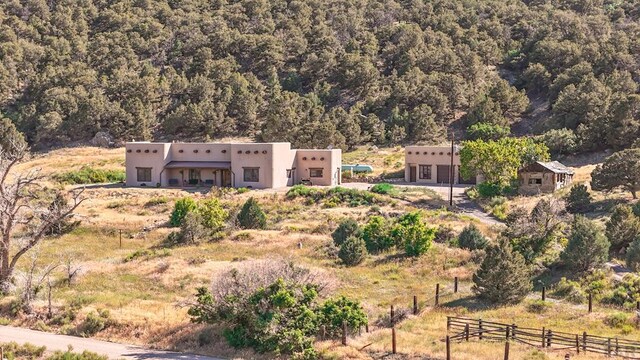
0 326 221 360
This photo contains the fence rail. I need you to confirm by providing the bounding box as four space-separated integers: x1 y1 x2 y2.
447 316 640 359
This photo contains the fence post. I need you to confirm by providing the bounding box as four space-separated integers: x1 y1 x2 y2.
390 305 395 326
575 334 579 354
542 286 546 301
582 332 587 352
392 327 397 354
446 335 451 360
413 295 418 315
615 337 619 355
342 321 347 346
454 277 458 293
637 300 639 311
465 323 470 341
541 327 546 348
479 319 483 340
547 329 552 348
511 323 516 340
504 341 510 360
607 338 611 356
588 292 592 313
366 322 369 333
446 317 450 332
505 325 510 340
435 283 440 306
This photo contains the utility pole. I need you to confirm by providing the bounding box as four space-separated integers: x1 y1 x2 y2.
449 135 454 207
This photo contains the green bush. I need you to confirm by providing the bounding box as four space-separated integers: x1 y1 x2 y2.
124 248 170 262
627 237 640 271
47 350 108 360
434 225 455 244
53 166 125 185
145 197 168 207
237 197 267 229
466 122 510 141
0 342 46 360
77 309 113 337
538 128 579 156
391 212 434 257
198 198 228 232
457 224 488 250
317 296 368 337
633 202 640 217
331 218 361 247
476 182 504 198
370 183 394 195
604 312 630 329
551 278 586 304
473 238 532 304
361 216 393 253
286 185 380 207
526 300 551 314
561 216 610 274
606 204 640 253
565 184 592 214
170 197 197 227
338 236 367 266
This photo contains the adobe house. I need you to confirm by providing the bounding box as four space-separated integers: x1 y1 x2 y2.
125 142 341 189
518 161 574 194
404 145 477 185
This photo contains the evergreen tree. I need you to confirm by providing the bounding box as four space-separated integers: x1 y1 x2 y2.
338 236 367 266
605 204 640 253
626 237 640 272
472 238 532 304
591 149 640 199
332 218 361 247
562 216 610 273
457 224 488 250
565 184 592 214
237 197 267 230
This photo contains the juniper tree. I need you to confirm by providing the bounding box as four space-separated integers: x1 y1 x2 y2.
562 216 610 273
472 238 532 304
237 197 267 230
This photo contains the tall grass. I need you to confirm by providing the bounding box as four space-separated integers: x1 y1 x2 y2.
54 166 125 184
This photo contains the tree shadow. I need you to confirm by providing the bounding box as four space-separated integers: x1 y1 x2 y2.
441 295 495 312
370 253 408 266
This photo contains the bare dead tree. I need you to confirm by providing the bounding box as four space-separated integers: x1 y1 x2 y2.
0 134 84 293
18 247 59 314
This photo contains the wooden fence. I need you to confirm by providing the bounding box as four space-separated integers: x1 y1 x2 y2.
447 316 640 359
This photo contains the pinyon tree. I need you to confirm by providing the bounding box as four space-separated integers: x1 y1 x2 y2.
591 149 640 199
472 238 532 304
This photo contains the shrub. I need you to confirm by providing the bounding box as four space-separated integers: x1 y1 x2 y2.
124 248 170 262
466 122 510 141
604 312 630 329
338 236 367 266
600 275 640 308
565 184 591 214
170 197 197 227
434 225 455 244
237 197 267 229
391 212 434 257
361 216 393 253
145 197 168 207
286 185 380 207
77 309 113 337
476 182 504 198
331 218 361 247
633 202 640 217
197 198 228 232
526 300 551 314
561 216 609 273
317 296 368 337
53 166 125 185
0 342 46 359
538 128 578 156
370 183 394 195
47 350 109 360
473 238 532 304
551 278 586 303
457 224 488 250
627 237 640 271
606 204 640 253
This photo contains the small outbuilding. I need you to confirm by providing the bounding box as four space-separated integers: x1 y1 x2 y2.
518 161 574 194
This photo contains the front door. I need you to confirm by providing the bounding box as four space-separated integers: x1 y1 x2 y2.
188 169 201 185
409 166 417 182
221 169 232 187
437 165 451 184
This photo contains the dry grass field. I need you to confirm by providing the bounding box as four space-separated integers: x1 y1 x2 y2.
3 146 636 360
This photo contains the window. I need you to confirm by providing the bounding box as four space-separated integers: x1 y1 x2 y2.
528 178 542 185
309 168 324 178
419 165 432 179
244 168 259 182
136 168 152 182
286 169 293 178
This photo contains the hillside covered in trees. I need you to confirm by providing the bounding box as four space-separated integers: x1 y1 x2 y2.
1 0 640 151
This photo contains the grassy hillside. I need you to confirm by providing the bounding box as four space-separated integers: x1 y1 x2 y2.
2 147 639 360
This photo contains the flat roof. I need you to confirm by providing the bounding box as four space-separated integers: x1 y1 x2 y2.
164 161 232 169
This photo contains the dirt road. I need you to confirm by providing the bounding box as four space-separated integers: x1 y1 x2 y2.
0 326 221 360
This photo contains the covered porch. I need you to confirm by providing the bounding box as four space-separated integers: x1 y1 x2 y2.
163 161 233 188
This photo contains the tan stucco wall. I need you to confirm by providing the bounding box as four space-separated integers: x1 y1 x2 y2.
404 145 461 184
125 142 341 189
295 149 341 186
125 143 171 187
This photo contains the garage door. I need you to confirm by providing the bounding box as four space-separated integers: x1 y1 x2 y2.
437 165 450 184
